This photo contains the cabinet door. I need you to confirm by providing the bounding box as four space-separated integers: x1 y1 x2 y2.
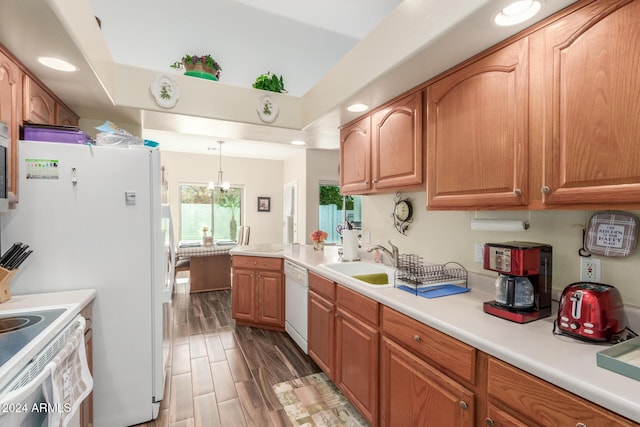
55 103 79 127
426 38 529 209
340 116 371 194
231 268 256 322
535 0 640 205
485 403 531 427
336 307 379 425
256 270 284 327
372 91 423 190
0 49 22 202
23 75 54 124
380 337 475 427
308 291 335 380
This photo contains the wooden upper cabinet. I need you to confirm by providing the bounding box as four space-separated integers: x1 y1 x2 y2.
534 0 640 205
23 75 55 125
426 38 529 209
0 49 22 202
371 91 423 190
55 103 79 127
340 116 371 194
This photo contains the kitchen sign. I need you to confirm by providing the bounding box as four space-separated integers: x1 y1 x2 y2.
25 159 59 180
596 224 625 248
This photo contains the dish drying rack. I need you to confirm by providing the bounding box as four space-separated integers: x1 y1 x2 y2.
395 254 468 294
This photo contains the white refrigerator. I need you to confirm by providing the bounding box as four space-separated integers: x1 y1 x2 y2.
1 140 167 426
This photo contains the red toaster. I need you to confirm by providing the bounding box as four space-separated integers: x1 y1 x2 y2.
557 282 627 342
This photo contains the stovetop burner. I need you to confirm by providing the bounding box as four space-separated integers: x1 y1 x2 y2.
0 315 43 334
0 308 67 368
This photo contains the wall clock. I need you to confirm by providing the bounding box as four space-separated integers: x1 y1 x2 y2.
150 74 179 109
393 192 413 235
257 94 278 123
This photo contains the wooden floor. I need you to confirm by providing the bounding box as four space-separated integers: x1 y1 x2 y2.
133 273 321 427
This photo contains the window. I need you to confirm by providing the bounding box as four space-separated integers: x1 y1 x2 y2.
318 183 362 244
178 183 243 242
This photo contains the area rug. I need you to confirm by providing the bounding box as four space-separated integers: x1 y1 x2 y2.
272 372 369 427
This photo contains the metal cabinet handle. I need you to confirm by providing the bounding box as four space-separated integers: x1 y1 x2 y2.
485 418 495 427
576 423 587 427
413 335 421 343
459 401 468 410
513 188 522 197
541 185 551 194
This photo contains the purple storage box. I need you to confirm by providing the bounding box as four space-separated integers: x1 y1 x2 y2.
23 125 91 145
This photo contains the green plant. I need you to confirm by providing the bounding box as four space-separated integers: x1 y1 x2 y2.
171 54 221 73
252 72 287 93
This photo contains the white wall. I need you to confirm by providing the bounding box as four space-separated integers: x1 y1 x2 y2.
161 151 284 245
305 149 340 244
362 191 640 306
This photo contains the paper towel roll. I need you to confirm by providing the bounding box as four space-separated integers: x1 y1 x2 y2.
470 219 529 231
342 230 360 261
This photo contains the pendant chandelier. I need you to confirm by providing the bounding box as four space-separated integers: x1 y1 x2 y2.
209 140 230 192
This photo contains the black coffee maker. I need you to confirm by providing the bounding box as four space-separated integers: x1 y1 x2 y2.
482 241 553 323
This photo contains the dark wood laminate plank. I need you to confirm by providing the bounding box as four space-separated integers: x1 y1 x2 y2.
226 348 252 382
237 339 265 370
169 373 194 423
170 419 195 427
191 357 214 396
210 361 238 402
172 343 192 376
268 409 291 427
189 335 207 359
218 399 248 427
193 393 221 427
250 367 284 412
204 334 227 363
235 380 271 427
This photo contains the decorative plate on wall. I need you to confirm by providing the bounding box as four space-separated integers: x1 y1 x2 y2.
150 74 179 109
257 94 278 123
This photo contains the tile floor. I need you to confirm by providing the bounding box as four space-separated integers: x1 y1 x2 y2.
132 273 321 427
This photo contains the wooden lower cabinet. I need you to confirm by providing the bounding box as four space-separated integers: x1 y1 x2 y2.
335 306 379 425
231 256 284 330
487 356 638 427
308 289 335 379
380 337 475 427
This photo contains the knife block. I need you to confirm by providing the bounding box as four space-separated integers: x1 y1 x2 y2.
0 267 17 303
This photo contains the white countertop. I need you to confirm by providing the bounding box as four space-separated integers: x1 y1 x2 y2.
0 289 97 391
230 244 640 423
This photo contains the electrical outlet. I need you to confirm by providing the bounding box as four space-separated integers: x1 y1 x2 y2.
474 244 484 263
580 257 601 282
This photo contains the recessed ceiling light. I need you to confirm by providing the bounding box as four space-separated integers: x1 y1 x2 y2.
291 140 306 146
37 56 77 72
347 103 369 113
494 1 542 26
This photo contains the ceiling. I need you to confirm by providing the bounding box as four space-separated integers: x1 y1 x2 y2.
0 0 579 160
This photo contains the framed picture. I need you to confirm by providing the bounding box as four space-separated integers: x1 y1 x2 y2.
258 196 271 212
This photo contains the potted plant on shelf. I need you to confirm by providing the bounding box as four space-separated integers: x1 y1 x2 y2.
252 71 287 93
171 54 222 81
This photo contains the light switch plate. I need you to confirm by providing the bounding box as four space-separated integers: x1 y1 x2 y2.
474 244 484 263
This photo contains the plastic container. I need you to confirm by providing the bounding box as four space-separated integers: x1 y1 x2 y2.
23 125 91 145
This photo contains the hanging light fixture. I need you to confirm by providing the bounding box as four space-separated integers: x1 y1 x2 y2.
213 140 230 192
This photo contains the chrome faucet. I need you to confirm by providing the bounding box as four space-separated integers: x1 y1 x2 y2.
367 241 399 268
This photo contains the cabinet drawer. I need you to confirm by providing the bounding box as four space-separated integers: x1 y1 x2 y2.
309 272 335 300
488 357 636 426
381 306 475 384
232 255 282 271
336 285 378 327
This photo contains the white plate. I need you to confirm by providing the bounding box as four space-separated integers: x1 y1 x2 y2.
257 94 278 123
150 74 180 109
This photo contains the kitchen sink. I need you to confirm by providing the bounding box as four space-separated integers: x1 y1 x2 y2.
319 261 395 287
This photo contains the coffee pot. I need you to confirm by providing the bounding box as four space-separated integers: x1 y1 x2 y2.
494 274 534 309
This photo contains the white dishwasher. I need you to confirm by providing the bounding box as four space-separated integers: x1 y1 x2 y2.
284 260 308 354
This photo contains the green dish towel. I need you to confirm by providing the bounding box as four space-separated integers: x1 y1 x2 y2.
351 273 389 285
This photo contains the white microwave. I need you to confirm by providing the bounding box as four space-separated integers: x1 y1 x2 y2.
0 121 9 212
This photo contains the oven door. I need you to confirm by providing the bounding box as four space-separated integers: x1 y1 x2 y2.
0 316 87 427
